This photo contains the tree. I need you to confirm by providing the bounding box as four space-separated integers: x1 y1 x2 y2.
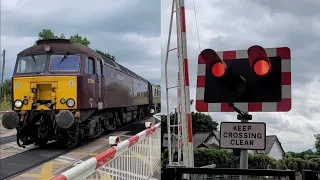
1 79 12 97
95 49 116 61
161 112 218 137
0 79 12 103
69 34 90 46
191 112 218 133
315 134 320 154
59 33 65 39
38 29 58 40
286 149 316 159
35 29 116 61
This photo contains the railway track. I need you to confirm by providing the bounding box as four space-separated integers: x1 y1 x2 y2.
0 114 156 180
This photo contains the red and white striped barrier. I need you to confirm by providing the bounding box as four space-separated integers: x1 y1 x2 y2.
0 110 12 115
52 122 161 180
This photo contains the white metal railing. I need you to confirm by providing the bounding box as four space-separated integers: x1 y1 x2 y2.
52 121 161 180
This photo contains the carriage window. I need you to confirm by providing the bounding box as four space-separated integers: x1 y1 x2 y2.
85 57 95 74
15 55 47 74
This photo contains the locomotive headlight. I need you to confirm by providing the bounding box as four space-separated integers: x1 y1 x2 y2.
66 98 75 107
14 100 23 108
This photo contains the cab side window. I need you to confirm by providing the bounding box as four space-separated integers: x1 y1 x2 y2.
85 57 95 74
97 59 103 76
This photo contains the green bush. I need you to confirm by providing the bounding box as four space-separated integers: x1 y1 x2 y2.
194 148 239 168
248 154 278 169
161 148 320 172
0 94 11 111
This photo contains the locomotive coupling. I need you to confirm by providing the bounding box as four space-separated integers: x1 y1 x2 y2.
55 110 75 129
1 111 19 129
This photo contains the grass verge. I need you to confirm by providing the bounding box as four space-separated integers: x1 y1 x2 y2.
0 101 11 111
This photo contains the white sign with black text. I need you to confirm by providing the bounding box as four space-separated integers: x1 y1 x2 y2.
219 122 266 150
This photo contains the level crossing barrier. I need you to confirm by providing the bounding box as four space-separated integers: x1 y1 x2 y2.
52 121 161 180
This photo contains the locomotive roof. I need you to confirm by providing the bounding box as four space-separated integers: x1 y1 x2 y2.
18 39 149 83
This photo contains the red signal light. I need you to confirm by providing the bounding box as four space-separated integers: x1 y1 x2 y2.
200 49 227 78
248 45 271 76
253 60 270 76
211 62 226 77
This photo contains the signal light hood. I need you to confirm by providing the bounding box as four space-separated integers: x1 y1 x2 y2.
247 45 271 76
200 49 226 75
200 48 247 96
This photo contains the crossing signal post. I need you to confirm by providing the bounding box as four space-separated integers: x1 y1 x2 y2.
196 45 291 180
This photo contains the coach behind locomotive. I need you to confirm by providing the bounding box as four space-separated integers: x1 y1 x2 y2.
1 39 160 148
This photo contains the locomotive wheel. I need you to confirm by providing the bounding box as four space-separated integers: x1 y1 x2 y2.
105 116 116 131
115 112 123 128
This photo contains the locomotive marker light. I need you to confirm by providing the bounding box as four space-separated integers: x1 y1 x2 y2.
60 98 66 104
109 136 120 146
23 99 28 105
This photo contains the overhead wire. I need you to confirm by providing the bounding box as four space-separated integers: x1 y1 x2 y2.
191 0 210 115
192 0 201 54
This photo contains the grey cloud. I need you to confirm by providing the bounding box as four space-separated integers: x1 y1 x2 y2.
2 0 160 37
250 0 320 18
1 0 161 84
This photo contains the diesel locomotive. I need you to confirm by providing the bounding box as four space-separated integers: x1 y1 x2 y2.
1 39 161 148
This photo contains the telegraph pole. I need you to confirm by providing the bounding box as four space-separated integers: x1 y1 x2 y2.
0 49 5 99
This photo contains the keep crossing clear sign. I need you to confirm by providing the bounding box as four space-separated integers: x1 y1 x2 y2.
219 122 266 150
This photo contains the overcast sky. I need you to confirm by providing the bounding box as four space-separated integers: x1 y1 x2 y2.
161 0 320 152
1 0 160 85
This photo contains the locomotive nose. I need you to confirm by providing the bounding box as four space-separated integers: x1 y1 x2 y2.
1 111 19 129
